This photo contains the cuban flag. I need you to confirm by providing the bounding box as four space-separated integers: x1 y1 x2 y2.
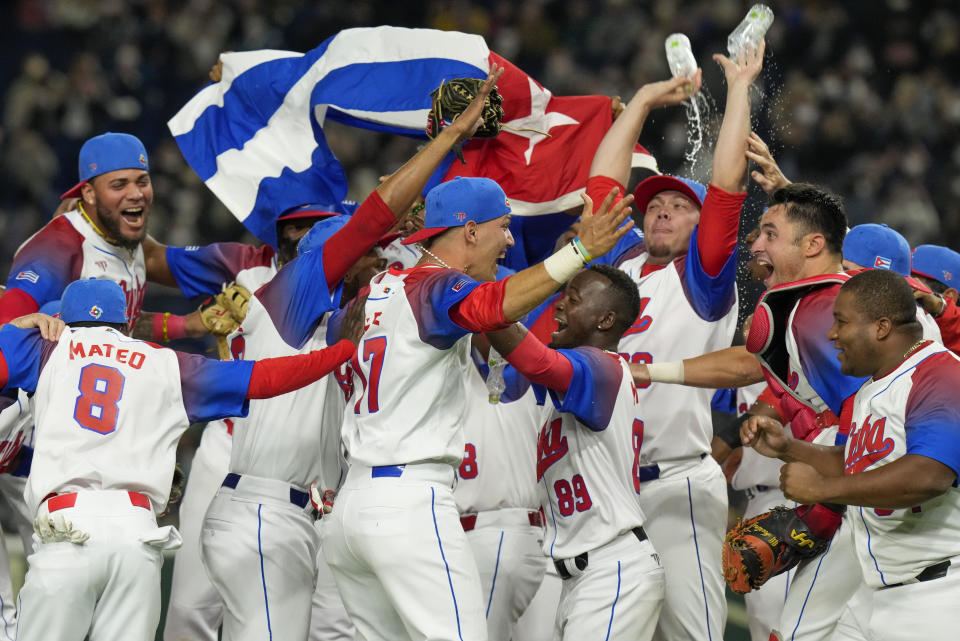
168 26 657 247
874 255 893 270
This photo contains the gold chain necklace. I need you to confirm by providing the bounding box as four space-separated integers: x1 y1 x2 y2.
903 339 927 360
77 202 116 244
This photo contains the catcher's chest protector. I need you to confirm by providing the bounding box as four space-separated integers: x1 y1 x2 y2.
745 273 850 418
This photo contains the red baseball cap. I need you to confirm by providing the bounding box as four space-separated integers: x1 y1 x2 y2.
631 175 706 213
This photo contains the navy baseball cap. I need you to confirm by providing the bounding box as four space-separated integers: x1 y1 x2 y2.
632 175 706 213
402 177 512 245
60 279 128 325
297 215 348 256
842 223 910 276
61 132 149 199
911 244 960 288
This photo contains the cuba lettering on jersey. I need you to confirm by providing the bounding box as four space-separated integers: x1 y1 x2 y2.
730 381 784 491
0 325 253 516
845 343 960 588
537 348 646 559
341 265 484 468
6 210 146 325
455 363 543 514
165 241 277 299
613 228 738 462
224 244 344 490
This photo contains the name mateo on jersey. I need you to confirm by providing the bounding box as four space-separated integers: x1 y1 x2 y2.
844 414 894 474
69 340 146 369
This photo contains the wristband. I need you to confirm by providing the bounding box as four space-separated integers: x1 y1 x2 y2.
571 237 593 263
646 360 684 384
543 242 587 284
157 313 187 342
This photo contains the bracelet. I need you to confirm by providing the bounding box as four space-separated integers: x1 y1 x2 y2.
544 241 587 284
162 312 171 342
571 237 593 263
646 360 685 384
935 294 947 318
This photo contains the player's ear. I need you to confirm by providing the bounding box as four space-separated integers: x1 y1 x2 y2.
463 221 479 245
874 316 893 342
80 181 96 206
597 310 616 331
944 287 959 303
802 232 825 258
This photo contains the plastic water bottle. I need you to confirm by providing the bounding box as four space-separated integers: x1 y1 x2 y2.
486 347 507 404
727 4 774 64
665 33 697 79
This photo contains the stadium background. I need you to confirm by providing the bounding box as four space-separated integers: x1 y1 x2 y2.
1 1 959 638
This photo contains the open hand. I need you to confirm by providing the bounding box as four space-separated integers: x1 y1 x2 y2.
713 39 765 87
634 71 703 109
448 65 506 142
9 313 65 341
746 132 790 194
576 188 634 259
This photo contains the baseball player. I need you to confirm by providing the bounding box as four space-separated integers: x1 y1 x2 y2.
321 160 634 640
0 278 358 641
199 71 505 641
454 344 546 640
744 268 960 640
486 264 665 639
152 203 356 641
576 42 764 641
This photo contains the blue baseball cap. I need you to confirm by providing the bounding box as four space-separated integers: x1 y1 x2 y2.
60 279 128 325
911 244 960 288
61 132 149 199
402 177 512 245
277 203 341 224
632 175 706 213
842 223 910 276
297 215 348 256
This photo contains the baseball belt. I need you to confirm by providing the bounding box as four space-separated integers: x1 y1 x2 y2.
554 526 647 580
460 509 543 532
43 490 151 513
221 473 318 519
744 485 772 501
881 559 951 589
636 453 708 483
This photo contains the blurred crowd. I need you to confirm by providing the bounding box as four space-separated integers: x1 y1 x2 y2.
2 0 960 277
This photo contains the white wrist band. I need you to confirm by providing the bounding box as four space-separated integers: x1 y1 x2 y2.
544 242 587 284
646 361 685 384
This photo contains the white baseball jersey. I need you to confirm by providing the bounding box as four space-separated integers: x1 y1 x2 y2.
342 265 500 467
0 389 32 473
613 232 738 462
378 237 421 271
536 348 646 559
845 341 960 588
6 209 146 325
0 325 253 515
731 381 784 491
222 244 345 490
455 362 542 514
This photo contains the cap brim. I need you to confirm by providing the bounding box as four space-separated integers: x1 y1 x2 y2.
632 176 702 213
276 209 340 223
60 180 87 200
401 226 450 245
904 275 932 294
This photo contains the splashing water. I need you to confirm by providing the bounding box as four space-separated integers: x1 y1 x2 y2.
678 89 719 183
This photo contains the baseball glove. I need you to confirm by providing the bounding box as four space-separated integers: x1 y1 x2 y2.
722 505 836 594
198 282 250 359
426 77 504 162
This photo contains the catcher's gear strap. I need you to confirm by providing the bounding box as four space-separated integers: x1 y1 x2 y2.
746 273 850 412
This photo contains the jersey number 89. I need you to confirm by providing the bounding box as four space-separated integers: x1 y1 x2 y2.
73 364 126 435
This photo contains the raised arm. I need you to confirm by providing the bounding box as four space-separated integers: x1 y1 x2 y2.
589 74 701 186
710 40 765 193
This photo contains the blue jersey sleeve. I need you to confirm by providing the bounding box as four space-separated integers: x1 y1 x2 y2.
547 347 624 431
175 351 255 424
166 243 275 298
5 217 83 308
793 287 869 415
406 270 483 350
254 246 343 350
904 353 960 480
0 326 47 393
675 228 738 321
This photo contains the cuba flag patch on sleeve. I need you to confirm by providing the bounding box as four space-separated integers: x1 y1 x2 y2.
452 278 469 292
15 270 40 284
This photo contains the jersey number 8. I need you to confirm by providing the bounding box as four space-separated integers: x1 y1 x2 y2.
73 364 126 435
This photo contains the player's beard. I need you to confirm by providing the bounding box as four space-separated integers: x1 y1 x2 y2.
277 236 299 266
97 203 147 251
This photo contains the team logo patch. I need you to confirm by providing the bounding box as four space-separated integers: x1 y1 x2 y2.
89 305 103 319
139 153 147 166
944 270 953 282
454 212 466 222
873 256 892 270
505 197 510 207
88 162 97 172
15 270 39 284
95 260 108 271
452 279 469 292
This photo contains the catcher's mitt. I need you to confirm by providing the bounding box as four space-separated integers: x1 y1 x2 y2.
426 77 504 162
199 282 250 359
723 505 838 594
